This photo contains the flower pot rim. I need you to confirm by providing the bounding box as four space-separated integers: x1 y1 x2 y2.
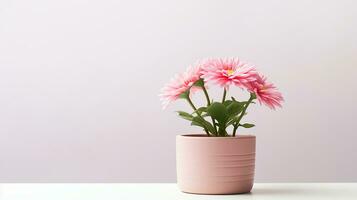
177 134 255 139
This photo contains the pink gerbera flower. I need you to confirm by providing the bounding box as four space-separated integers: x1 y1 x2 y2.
248 74 284 109
159 65 202 109
201 58 257 89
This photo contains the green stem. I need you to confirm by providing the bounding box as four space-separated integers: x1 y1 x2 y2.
186 96 210 136
201 85 218 136
211 120 218 136
222 88 227 103
232 94 254 137
186 96 197 110
202 86 211 106
232 124 238 137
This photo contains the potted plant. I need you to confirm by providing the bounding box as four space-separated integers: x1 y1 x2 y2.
159 58 283 194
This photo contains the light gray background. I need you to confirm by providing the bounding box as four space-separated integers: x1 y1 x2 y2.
0 0 356 182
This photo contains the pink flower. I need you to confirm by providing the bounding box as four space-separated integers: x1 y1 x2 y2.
201 58 257 89
159 65 202 109
247 74 284 109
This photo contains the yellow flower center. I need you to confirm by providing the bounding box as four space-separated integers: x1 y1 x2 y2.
227 69 235 76
260 85 267 91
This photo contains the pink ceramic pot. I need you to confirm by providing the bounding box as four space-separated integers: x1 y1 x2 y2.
176 134 256 194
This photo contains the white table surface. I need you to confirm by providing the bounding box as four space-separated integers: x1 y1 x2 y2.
0 183 356 200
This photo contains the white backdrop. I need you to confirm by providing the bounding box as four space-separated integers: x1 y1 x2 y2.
0 0 356 182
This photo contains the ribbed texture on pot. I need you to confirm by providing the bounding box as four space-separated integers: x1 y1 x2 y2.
176 135 256 194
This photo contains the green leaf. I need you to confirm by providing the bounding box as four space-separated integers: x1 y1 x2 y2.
191 116 216 134
191 117 204 126
240 123 255 128
230 97 247 105
191 120 203 127
192 107 207 115
226 117 238 126
201 113 209 117
206 102 228 125
176 111 193 121
223 100 233 107
226 101 244 116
